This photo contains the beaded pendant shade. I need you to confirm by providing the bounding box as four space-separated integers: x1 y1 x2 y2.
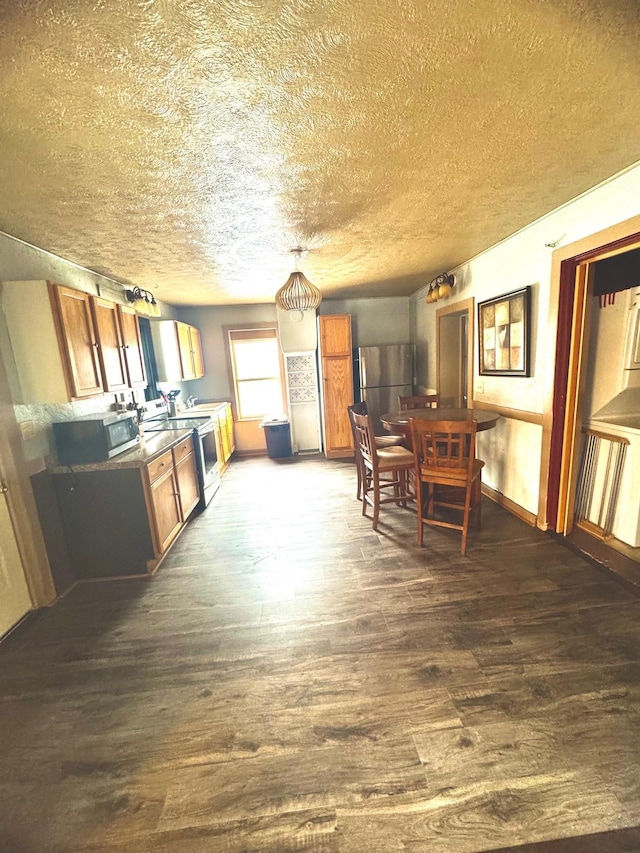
275 248 322 311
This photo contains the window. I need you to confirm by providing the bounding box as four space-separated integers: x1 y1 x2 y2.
228 327 285 420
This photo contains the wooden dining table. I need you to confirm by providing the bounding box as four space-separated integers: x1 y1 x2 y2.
380 407 501 437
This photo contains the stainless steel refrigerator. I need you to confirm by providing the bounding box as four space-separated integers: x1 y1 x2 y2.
355 344 414 434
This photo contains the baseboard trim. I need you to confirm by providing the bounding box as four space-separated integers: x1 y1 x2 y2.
482 483 537 527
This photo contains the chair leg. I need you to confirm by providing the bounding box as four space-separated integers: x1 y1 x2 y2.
460 482 474 556
355 456 363 500
416 480 424 546
372 477 381 531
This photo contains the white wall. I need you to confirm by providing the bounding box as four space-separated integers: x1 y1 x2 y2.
411 161 640 516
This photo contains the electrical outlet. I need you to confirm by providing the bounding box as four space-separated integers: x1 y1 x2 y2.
475 381 484 394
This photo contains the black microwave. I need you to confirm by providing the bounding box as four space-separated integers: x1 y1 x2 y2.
53 412 140 464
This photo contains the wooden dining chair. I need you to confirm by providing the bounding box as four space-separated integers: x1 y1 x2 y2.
347 402 405 501
352 411 414 530
409 417 484 555
398 394 439 410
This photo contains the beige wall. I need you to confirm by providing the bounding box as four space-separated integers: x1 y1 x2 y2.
411 161 640 519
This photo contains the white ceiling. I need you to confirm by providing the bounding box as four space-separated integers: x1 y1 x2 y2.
1 0 640 305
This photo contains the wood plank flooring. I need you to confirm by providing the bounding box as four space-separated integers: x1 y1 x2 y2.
1 454 639 852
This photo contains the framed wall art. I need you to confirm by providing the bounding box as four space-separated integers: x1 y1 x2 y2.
478 285 531 376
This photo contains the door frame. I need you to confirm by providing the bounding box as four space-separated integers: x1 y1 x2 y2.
0 324 57 612
541 214 640 532
436 297 474 407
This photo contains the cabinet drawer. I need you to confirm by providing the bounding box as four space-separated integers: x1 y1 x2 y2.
147 449 173 484
173 434 194 465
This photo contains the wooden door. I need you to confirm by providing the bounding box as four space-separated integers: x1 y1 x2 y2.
190 326 204 378
175 453 200 520
319 315 354 458
0 485 32 637
92 297 128 391
176 322 195 380
52 285 104 397
118 305 147 387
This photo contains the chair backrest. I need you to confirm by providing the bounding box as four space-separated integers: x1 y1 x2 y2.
351 411 377 468
347 402 368 454
398 394 439 410
409 418 478 478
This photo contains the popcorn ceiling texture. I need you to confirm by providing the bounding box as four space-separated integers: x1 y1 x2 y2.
1 0 639 304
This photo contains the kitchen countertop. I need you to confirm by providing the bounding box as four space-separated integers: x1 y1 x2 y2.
48 427 196 474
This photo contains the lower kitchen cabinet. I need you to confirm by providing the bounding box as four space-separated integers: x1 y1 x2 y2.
146 436 199 554
52 434 200 579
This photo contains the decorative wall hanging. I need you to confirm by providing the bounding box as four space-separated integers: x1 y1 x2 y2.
478 286 531 376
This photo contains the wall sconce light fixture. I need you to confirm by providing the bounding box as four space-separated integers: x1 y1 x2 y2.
426 272 455 304
124 286 161 317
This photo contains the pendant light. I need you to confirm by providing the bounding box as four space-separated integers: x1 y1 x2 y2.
275 248 322 312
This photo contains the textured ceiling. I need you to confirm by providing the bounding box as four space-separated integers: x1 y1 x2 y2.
1 0 640 305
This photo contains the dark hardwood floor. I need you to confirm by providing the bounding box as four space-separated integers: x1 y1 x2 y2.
1 454 639 852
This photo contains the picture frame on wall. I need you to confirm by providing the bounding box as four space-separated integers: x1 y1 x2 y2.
478 286 531 376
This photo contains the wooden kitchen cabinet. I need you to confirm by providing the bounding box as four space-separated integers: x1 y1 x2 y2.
148 455 182 554
173 434 200 520
318 314 354 458
118 304 147 387
51 284 105 398
152 320 205 381
220 403 235 463
91 297 148 392
177 321 205 380
51 434 201 579
1 280 147 403
92 296 129 392
146 436 199 555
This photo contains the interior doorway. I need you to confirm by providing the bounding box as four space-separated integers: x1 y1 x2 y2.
436 298 474 407
546 222 640 574
0 479 32 638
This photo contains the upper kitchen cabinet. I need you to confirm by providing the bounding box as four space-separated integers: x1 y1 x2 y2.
1 280 147 403
151 320 205 382
176 321 204 380
91 298 147 391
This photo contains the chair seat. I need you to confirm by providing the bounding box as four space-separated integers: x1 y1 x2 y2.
375 433 405 448
377 445 414 471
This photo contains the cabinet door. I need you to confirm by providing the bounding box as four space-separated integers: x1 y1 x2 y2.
225 404 235 454
220 417 231 463
213 422 225 468
92 297 128 392
175 452 200 520
52 285 104 398
190 326 204 378
176 321 195 380
119 305 147 387
319 315 352 357
321 354 354 457
149 468 182 553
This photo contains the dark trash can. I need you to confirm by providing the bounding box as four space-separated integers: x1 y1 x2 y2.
259 416 293 458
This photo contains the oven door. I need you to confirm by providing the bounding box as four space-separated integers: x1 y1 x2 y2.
198 422 220 506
